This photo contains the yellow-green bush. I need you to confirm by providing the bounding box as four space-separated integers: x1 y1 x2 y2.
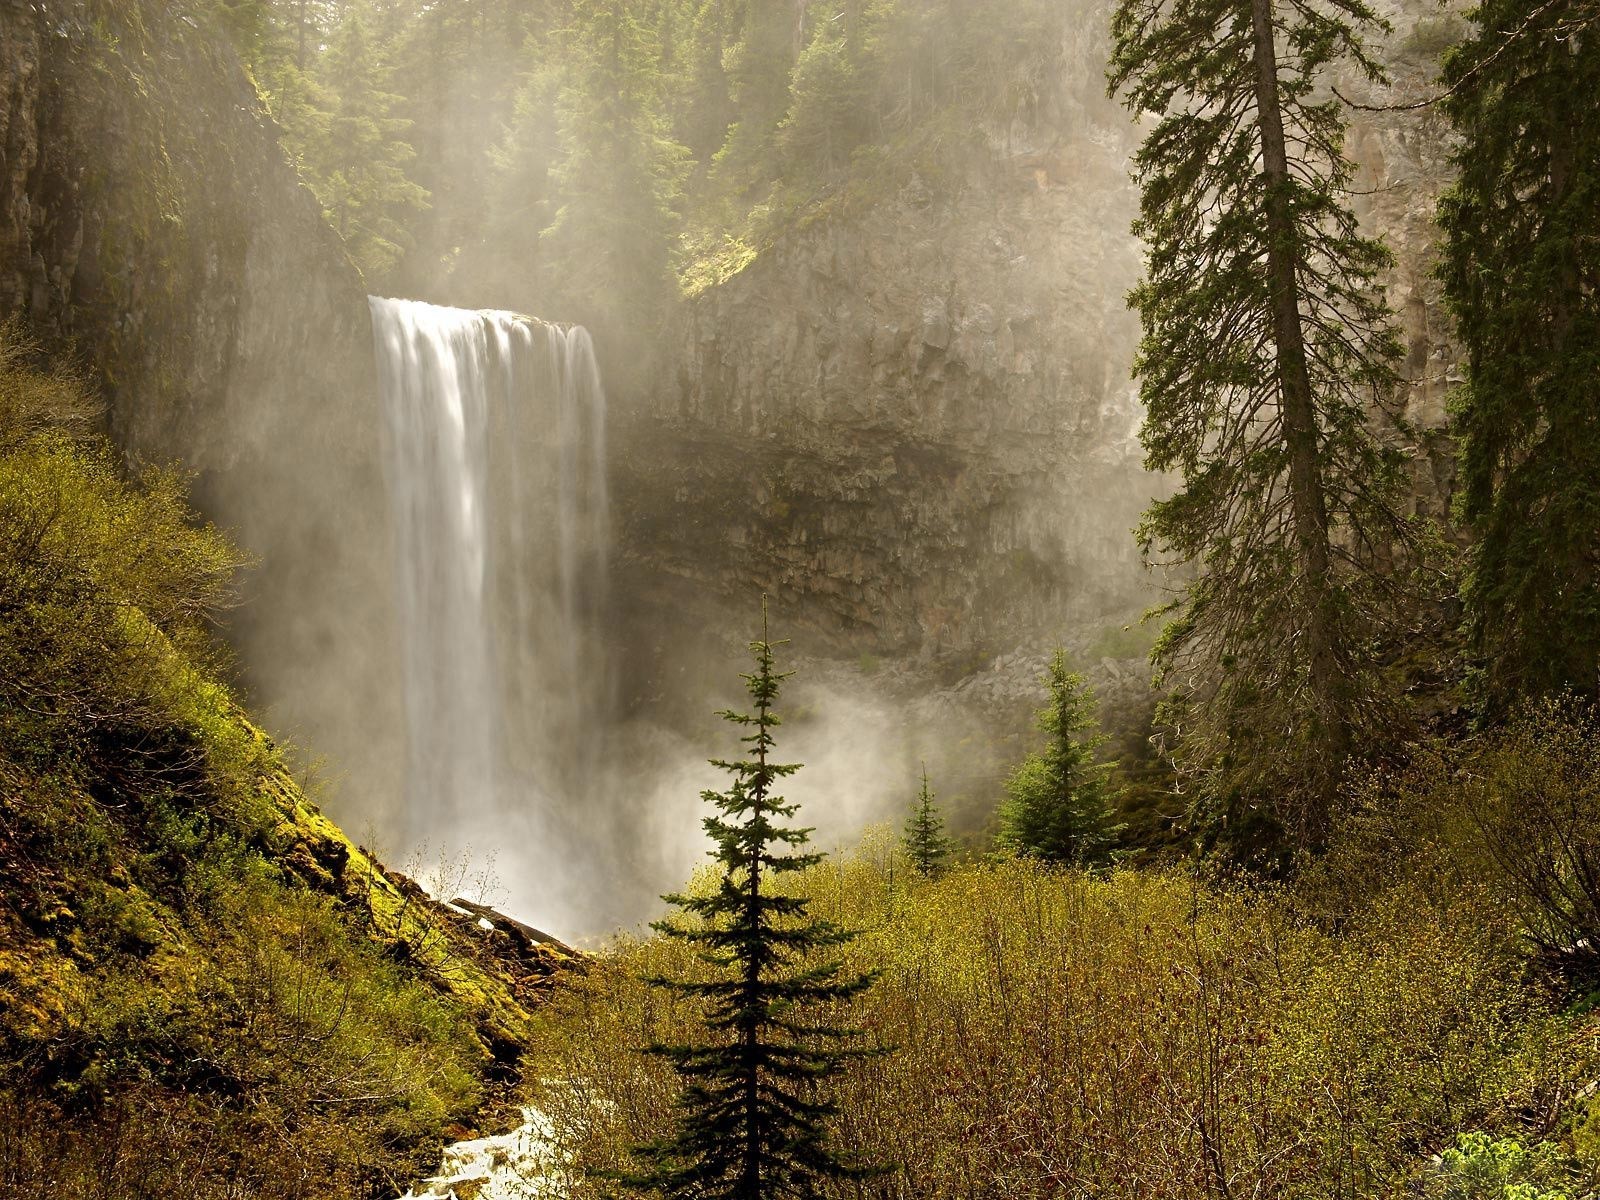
0 327 519 1196
1314 698 1600 983
0 360 243 765
531 841 1575 1200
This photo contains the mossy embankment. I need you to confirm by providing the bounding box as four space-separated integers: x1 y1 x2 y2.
0 329 571 1197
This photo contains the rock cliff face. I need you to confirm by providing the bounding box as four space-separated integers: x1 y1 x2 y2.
613 1 1466 675
0 0 402 826
613 29 1160 663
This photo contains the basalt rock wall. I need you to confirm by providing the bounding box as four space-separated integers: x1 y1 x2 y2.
614 44 1159 663
0 0 402 830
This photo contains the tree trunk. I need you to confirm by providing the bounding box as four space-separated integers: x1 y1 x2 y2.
1250 0 1347 834
743 726 766 1196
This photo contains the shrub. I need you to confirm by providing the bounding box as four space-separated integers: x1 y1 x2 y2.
1426 1132 1576 1200
1315 697 1600 985
531 853 1562 1199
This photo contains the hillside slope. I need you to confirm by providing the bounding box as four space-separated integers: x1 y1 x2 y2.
0 331 570 1198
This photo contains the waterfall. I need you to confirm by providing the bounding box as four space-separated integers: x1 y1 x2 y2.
369 296 609 857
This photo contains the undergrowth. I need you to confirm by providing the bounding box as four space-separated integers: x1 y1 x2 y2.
0 324 531 1197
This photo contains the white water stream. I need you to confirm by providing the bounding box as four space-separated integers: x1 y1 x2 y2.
399 1108 568 1199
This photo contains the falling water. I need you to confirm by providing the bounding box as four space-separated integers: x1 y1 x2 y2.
369 296 609 863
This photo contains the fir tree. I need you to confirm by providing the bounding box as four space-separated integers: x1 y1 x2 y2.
996 651 1123 867
779 3 873 177
712 0 800 192
306 3 429 281
627 617 879 1200
902 764 952 877
678 0 739 162
540 0 688 336
1107 0 1415 846
1438 0 1600 705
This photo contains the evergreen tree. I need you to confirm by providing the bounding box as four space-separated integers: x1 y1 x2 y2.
307 3 429 281
779 3 874 177
1107 0 1414 846
1438 0 1600 704
540 0 688 336
996 651 1122 867
627 618 879 1199
678 0 739 162
217 0 336 167
476 65 564 309
902 763 952 877
712 0 800 192
378 0 542 290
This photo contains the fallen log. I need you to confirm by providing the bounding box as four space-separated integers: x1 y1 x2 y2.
448 897 579 957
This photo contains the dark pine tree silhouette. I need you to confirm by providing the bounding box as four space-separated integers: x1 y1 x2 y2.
625 613 880 1200
1438 0 1600 706
1108 0 1415 849
902 764 953 877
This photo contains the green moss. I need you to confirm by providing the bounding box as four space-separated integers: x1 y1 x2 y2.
0 321 569 1192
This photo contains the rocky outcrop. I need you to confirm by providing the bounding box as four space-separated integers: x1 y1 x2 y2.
1345 1 1471 522
613 26 1161 662
0 0 403 826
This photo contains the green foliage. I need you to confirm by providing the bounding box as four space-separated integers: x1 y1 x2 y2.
221 0 428 283
901 765 952 877
1437 0 1600 706
539 0 690 337
996 650 1122 866
1427 1133 1576 1200
624 621 879 1198
1317 696 1600 985
303 3 429 280
0 332 244 761
1108 0 1420 847
711 0 802 195
676 0 739 162
778 15 870 177
532 850 1567 1199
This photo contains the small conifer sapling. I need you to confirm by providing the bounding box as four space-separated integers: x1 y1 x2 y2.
624 613 881 1200
997 650 1124 867
902 764 953 877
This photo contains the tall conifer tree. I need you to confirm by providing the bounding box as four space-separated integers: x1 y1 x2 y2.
627 616 878 1200
308 3 429 281
713 0 800 190
541 0 688 336
1438 0 1600 704
1107 0 1413 845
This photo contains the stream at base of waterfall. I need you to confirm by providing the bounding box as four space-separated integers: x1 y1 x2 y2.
400 1108 568 1199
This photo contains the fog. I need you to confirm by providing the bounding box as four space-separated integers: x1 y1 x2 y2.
338 293 1081 940
194 0 1168 941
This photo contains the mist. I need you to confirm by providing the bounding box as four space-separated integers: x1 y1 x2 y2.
194 0 1170 942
